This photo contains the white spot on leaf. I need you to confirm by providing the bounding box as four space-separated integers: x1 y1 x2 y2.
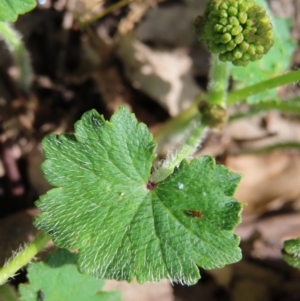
178 183 184 190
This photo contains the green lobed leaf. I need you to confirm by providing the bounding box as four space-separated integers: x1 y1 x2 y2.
19 249 122 301
0 0 36 22
282 238 300 269
231 14 296 104
34 107 242 285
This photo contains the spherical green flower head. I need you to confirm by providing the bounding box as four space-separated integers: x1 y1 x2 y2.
194 0 274 66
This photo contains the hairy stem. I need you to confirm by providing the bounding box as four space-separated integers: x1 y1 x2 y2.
151 118 207 183
0 232 51 285
234 141 300 155
153 98 201 146
229 98 300 121
253 98 300 113
207 54 230 107
227 69 300 105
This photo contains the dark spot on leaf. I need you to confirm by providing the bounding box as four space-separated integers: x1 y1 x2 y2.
146 180 156 190
37 290 44 301
186 210 204 218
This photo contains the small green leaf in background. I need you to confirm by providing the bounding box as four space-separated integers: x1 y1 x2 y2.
282 238 300 269
19 249 122 301
34 107 242 285
231 0 297 104
0 0 36 22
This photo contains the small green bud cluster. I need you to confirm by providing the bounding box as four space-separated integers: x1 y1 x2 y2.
194 0 274 66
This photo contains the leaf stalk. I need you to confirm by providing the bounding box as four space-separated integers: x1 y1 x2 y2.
151 119 207 183
0 232 51 285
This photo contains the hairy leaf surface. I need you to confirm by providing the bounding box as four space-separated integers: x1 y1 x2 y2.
283 238 300 269
35 107 242 284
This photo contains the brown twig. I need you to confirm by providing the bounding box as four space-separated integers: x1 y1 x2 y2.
0 137 24 197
